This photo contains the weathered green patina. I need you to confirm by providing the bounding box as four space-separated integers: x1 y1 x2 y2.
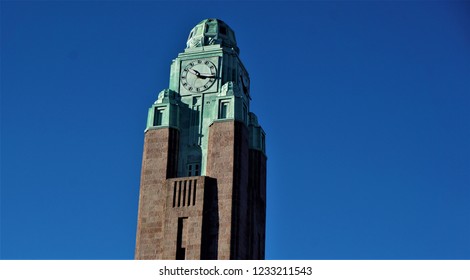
145 19 265 177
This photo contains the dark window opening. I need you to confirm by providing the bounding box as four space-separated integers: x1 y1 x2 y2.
187 165 192 176
177 181 182 207
153 108 163 126
182 181 187 207
218 101 228 119
172 182 177 207
176 217 187 260
187 163 200 176
193 180 197 205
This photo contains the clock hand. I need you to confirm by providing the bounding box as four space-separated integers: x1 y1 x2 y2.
198 73 215 79
188 68 201 76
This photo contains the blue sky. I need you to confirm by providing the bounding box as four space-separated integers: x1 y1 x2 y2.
1 1 469 259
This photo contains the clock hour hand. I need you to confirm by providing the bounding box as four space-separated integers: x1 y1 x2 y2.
188 68 201 76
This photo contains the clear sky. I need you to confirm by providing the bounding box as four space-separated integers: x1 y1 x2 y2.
1 1 469 260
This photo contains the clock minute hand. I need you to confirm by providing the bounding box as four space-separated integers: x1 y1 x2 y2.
198 73 215 79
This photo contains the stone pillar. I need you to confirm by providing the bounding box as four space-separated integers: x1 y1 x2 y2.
135 128 179 259
206 120 249 259
248 149 267 259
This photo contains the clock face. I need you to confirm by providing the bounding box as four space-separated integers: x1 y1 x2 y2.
180 59 217 93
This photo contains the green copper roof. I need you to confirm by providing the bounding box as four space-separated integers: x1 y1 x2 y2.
186 18 239 54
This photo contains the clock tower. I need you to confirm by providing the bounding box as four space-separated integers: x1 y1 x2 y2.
134 19 267 260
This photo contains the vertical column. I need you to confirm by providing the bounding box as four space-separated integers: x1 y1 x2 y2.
248 149 267 259
135 128 179 259
206 120 249 259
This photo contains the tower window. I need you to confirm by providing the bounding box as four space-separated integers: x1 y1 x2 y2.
154 108 164 126
218 101 228 119
190 97 201 145
187 163 200 176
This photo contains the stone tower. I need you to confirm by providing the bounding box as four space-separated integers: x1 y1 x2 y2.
134 19 266 260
